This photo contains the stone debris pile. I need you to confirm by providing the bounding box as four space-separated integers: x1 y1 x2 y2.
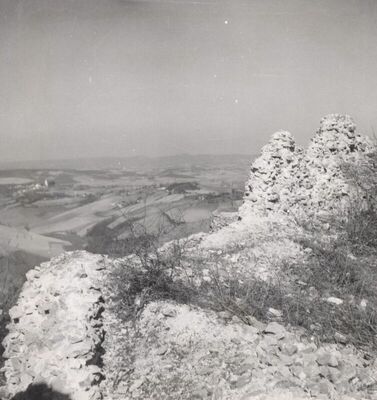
240 114 374 219
210 211 239 233
103 301 377 400
0 251 106 400
2 113 377 400
240 130 303 216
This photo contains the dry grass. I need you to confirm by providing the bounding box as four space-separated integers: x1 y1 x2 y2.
108 234 197 321
109 208 377 353
109 152 377 353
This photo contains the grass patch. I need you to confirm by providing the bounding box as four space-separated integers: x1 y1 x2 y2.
109 152 377 354
109 211 377 355
108 237 197 321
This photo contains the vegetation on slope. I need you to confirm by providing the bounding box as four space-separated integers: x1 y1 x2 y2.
108 151 377 356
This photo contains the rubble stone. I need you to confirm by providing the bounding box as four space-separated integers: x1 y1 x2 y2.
240 114 374 220
1 251 106 400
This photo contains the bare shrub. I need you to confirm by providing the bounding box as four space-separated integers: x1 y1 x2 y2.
86 200 188 257
289 239 377 349
108 151 377 353
203 268 286 324
108 219 197 321
343 207 377 252
340 150 377 250
198 246 377 351
288 189 377 351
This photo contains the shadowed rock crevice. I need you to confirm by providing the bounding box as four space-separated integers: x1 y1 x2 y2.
10 383 72 400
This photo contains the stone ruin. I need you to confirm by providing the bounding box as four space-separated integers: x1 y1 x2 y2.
239 114 374 220
1 114 377 400
0 251 106 400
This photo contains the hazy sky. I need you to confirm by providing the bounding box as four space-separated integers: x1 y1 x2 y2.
1 0 377 161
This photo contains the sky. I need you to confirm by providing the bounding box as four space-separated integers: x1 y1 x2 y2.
0 0 377 162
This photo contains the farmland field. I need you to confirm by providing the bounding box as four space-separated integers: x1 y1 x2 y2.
0 154 253 383
0 154 252 296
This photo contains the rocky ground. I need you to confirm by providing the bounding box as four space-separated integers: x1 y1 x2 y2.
0 252 106 400
102 300 377 400
1 114 377 399
3 240 377 400
100 209 377 400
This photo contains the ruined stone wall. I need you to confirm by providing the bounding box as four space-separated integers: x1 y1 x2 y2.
239 114 374 220
0 251 106 400
209 211 239 233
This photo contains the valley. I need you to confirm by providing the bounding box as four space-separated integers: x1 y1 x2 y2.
0 154 251 306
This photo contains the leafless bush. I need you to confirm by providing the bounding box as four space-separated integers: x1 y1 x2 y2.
343 206 377 252
86 200 188 257
290 238 377 349
199 247 377 351
108 217 197 321
108 154 377 353
204 266 286 324
342 150 377 209
340 150 377 250
288 152 377 351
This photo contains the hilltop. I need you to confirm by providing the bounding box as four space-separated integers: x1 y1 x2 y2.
2 115 377 400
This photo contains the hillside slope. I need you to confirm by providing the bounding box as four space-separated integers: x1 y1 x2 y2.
2 115 377 400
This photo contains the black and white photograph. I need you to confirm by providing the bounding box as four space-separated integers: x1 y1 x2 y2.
1 0 377 399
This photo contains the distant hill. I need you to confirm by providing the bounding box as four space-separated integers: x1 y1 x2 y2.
0 154 254 171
